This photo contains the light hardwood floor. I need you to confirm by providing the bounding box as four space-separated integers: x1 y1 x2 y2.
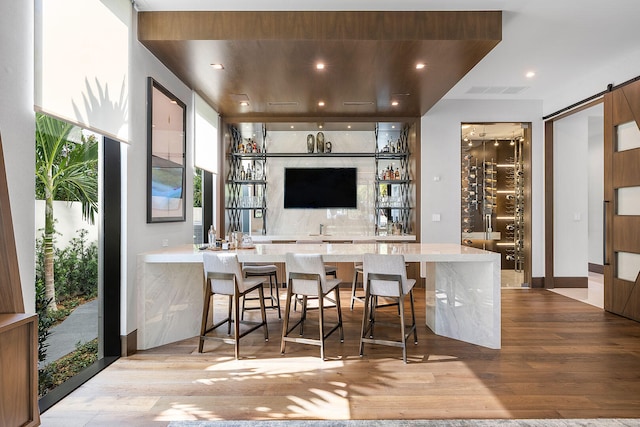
41 288 640 426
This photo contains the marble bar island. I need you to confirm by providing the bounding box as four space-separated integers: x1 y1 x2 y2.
136 239 501 351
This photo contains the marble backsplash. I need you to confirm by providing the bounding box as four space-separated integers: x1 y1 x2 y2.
259 130 379 237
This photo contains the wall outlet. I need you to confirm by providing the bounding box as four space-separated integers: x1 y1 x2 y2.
161 239 169 247
432 213 441 222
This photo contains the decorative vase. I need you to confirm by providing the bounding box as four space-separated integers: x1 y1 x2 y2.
316 132 325 153
325 141 332 153
306 134 315 153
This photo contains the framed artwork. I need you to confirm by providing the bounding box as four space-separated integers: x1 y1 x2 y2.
147 77 187 223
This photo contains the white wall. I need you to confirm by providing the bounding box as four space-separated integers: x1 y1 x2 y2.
552 105 604 277
543 45 640 117
421 99 545 278
0 0 35 312
124 9 195 337
553 111 589 277
588 114 604 266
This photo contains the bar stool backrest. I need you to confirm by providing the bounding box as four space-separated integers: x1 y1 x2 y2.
203 252 244 295
285 253 329 295
363 254 412 297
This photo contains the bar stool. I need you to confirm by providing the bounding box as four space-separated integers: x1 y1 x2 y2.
360 253 417 363
281 253 344 360
241 242 281 319
294 240 337 311
350 239 377 310
199 252 269 359
295 240 338 278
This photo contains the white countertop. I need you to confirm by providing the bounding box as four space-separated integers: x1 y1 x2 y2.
136 242 501 350
250 234 416 242
139 242 499 264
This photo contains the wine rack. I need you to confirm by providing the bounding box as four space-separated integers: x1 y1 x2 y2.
226 125 267 235
374 124 412 235
461 138 525 271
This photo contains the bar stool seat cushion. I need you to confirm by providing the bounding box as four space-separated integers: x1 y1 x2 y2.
242 264 278 275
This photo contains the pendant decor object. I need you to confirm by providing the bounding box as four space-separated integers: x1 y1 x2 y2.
316 132 325 153
325 141 332 153
306 134 315 153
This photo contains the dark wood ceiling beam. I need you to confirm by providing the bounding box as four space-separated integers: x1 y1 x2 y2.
137 10 501 117
138 11 501 42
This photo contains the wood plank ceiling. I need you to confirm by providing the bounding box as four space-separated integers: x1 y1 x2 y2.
138 11 502 120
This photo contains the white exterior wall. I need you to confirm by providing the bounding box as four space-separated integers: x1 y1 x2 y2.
35 201 99 248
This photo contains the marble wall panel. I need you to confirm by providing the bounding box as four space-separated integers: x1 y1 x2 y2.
266 130 377 236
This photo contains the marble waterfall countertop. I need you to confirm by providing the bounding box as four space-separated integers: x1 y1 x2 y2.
137 242 501 351
250 234 416 242
138 242 498 264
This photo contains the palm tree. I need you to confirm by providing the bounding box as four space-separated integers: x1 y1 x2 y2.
35 113 98 311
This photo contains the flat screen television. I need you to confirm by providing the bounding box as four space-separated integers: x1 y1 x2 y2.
284 167 357 209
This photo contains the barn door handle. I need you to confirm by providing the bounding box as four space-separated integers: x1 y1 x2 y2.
603 200 610 266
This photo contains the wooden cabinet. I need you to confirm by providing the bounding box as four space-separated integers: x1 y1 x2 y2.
0 314 40 427
1 134 40 426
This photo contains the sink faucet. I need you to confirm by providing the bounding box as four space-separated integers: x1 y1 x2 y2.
319 224 325 235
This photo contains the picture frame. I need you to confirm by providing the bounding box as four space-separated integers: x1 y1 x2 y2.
146 77 187 223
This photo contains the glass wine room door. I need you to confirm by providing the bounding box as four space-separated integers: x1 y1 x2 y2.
461 122 532 287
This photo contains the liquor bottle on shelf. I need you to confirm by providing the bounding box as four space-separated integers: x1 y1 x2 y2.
207 225 216 248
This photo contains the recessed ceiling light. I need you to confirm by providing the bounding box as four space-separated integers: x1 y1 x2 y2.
316 63 325 70
347 125 351 129
239 101 249 106
318 101 325 107
391 125 396 129
211 63 224 70
391 101 399 106
415 63 426 70
290 125 294 129
318 124 323 129
526 71 536 78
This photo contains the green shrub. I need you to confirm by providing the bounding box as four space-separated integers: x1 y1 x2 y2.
35 228 98 397
38 338 98 397
36 279 55 394
36 228 98 304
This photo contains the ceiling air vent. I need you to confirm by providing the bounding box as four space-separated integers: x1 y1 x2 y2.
267 101 299 106
343 101 375 106
466 86 529 95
